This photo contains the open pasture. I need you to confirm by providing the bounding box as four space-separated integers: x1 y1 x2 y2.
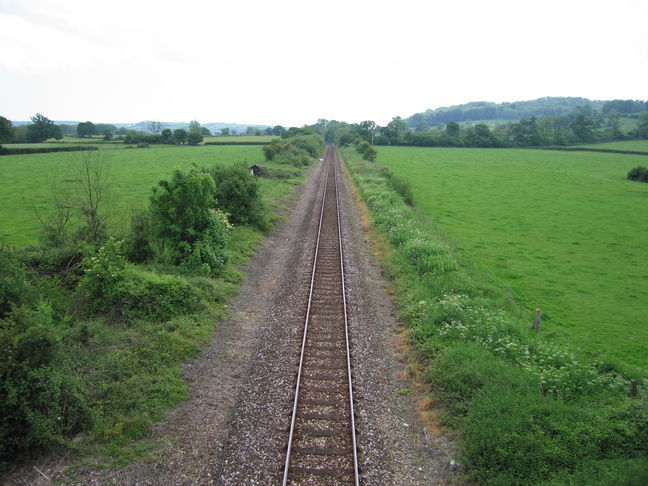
378 146 648 369
571 139 648 152
0 145 267 246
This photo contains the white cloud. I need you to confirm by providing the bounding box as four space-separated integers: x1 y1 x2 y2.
0 0 646 125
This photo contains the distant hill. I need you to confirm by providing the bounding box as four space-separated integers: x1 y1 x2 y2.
406 97 646 129
10 120 269 134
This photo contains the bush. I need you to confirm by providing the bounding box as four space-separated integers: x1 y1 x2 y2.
117 268 202 322
124 208 156 263
362 145 377 162
0 304 89 468
289 134 325 158
181 209 231 276
628 166 648 182
206 164 269 230
78 238 127 315
0 245 34 318
385 171 414 205
150 167 230 275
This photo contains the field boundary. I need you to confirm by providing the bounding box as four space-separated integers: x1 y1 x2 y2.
543 146 648 156
0 146 99 155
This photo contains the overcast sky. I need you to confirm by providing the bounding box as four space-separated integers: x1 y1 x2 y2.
1 0 647 126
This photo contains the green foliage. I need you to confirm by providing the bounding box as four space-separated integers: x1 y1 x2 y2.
206 164 269 230
384 170 413 205
172 128 187 144
124 208 156 263
150 167 230 275
78 238 128 315
116 268 202 322
77 121 98 138
0 303 89 468
180 209 231 276
362 145 377 162
0 245 34 318
627 166 648 182
26 114 63 142
0 116 14 143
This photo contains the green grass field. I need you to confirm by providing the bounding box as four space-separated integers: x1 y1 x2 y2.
0 145 271 246
571 140 648 152
376 146 648 370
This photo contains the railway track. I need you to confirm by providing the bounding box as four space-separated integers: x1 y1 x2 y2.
282 146 360 485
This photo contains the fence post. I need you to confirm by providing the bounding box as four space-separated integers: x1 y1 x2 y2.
506 287 511 305
532 309 541 331
630 380 638 397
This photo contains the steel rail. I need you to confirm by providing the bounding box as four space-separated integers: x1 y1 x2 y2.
281 147 359 485
333 149 360 486
281 148 331 486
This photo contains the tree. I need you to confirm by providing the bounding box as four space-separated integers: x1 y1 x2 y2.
188 120 201 132
0 116 14 143
636 112 648 139
160 128 174 144
187 131 203 145
173 128 187 144
271 125 286 137
103 129 114 141
220 128 230 136
77 121 97 138
147 121 163 135
187 120 203 145
201 127 212 136
73 151 112 243
382 117 408 144
570 114 595 142
358 120 377 145
26 113 63 142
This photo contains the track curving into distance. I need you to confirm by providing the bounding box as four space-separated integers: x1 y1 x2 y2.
282 146 359 485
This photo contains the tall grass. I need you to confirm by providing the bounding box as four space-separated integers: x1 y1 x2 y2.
343 149 648 486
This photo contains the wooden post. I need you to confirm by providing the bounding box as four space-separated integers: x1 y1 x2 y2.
506 287 511 305
532 309 541 331
630 380 638 397
485 269 489 282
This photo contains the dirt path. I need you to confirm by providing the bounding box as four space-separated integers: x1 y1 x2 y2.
3 153 457 485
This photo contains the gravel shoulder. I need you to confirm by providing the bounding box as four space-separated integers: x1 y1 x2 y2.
2 154 459 485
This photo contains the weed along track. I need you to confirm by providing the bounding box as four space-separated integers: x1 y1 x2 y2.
283 146 359 485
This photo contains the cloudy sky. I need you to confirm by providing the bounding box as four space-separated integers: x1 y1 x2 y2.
1 0 647 126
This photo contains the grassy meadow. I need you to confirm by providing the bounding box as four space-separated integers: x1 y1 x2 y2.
0 145 274 246
376 146 648 370
572 140 648 152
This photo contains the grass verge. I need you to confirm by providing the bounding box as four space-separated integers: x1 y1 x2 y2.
343 148 648 486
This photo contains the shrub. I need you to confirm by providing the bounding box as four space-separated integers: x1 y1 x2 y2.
289 134 324 158
362 145 377 162
0 245 34 318
0 303 89 468
124 208 156 263
385 171 414 205
206 164 269 230
117 268 202 322
150 167 230 275
181 209 231 276
628 166 648 182
78 238 127 315
356 140 370 154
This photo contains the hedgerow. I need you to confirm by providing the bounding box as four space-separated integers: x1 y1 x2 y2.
344 149 648 485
